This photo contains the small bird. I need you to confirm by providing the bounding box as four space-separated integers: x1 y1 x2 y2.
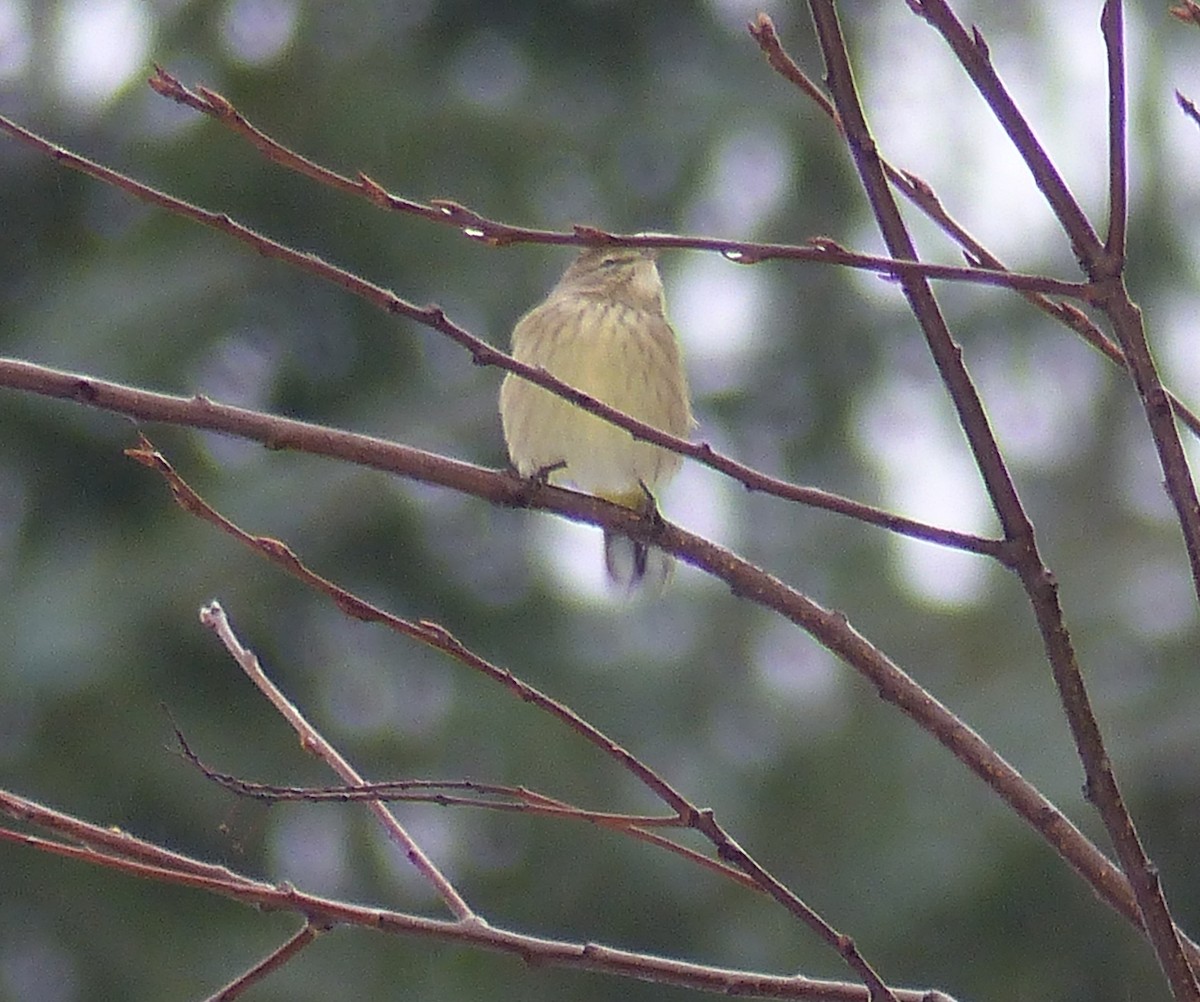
499 245 693 591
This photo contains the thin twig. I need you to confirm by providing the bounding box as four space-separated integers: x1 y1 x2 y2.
0 353 1003 560
0 789 953 1001
1095 4 1200 995
174 731 765 891
203 923 325 1002
898 3 1200 996
0 358 1178 954
1102 0 1128 264
749 13 1200 440
0 788 262 884
135 442 888 985
139 68 1085 299
197 600 479 924
908 0 1102 266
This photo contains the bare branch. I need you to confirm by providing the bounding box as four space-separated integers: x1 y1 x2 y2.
1177 90 1200 129
808 2 1028 551
139 68 1086 298
908 0 1103 267
749 13 1200 439
748 15 842 128
173 729 769 892
0 110 1019 554
848 4 1200 996
0 358 1177 950
909 1 1200 613
199 600 477 923
138 443 898 989
1102 0 1128 264
0 788 953 1001
0 355 1004 561
203 924 325 1002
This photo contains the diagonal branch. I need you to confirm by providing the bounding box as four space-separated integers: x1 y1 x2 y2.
0 788 950 1001
198 600 477 923
748 13 1200 440
134 442 895 993
809 1 1029 551
911 0 1200 612
0 115 1011 555
204 923 324 1002
173 731 770 892
820 3 1199 997
908 0 1103 266
0 365 1002 565
0 356 1180 954
141 68 1086 299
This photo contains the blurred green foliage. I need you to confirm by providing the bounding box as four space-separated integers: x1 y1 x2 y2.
3 2 1200 1000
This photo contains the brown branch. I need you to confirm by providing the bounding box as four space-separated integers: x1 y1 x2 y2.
808 3 1027 559
748 16 842 128
908 0 1103 267
197 600 477 923
139 68 1087 299
867 4 1200 997
0 789 952 1001
910 0 1200 597
1105 11 1200 994
749 13 1200 440
122 440 717 822
0 788 260 884
1102 0 1128 264
0 361 1001 564
204 923 325 1002
138 445 890 991
808 2 1200 993
173 728 765 892
917 4 1200 991
0 356 1179 954
0 114 1015 555
1178 90 1200 130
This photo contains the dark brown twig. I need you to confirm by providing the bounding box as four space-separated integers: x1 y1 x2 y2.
0 357 1177 954
139 442 890 986
173 729 769 892
892 3 1200 996
750 13 1200 440
140 68 1085 299
0 788 951 1001
1177 90 1200 129
1102 0 1128 265
907 0 1102 267
204 924 325 1002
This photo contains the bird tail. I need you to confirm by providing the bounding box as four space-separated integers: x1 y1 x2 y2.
603 530 674 594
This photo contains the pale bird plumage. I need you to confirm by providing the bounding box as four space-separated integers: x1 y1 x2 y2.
499 246 693 591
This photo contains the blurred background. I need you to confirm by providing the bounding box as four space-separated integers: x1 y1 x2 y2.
2 1 1200 999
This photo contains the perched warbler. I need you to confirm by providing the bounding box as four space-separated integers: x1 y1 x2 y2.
499 245 693 591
